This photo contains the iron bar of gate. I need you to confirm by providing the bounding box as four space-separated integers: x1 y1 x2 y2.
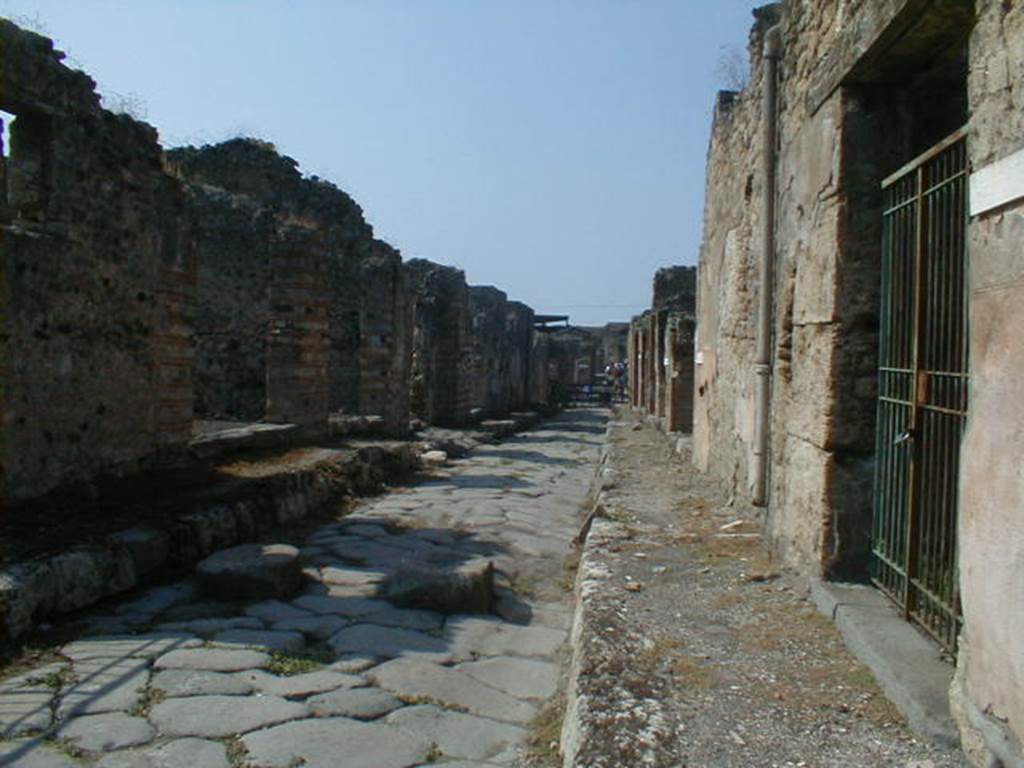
872 128 968 652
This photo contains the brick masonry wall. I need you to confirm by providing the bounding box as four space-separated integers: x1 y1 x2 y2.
167 139 410 435
2 20 195 503
406 259 473 426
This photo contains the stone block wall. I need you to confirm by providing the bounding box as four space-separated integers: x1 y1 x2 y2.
530 331 551 405
265 227 328 428
168 138 411 435
693 1 949 576
697 1 1024 761
406 259 473 426
469 285 510 417
1 19 195 503
357 241 412 436
184 185 274 421
506 301 535 410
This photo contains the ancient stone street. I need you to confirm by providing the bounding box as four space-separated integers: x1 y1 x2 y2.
0 410 607 768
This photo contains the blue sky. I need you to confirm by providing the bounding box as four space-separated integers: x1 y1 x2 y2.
3 1 756 325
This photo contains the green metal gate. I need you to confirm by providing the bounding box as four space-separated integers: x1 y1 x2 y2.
872 128 969 652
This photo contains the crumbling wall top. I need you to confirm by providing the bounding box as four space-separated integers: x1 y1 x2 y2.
166 139 371 242
0 19 101 116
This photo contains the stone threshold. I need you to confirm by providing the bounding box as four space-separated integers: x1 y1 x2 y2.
808 579 959 746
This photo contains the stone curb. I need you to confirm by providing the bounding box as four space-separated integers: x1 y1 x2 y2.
560 418 622 767
0 444 420 642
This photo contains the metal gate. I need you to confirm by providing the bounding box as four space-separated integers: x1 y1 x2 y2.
872 128 969 652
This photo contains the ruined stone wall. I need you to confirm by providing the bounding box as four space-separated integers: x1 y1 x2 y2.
955 1 1024 759
264 227 328 429
405 259 473 426
665 313 695 433
357 241 411 435
1 20 194 502
185 186 273 420
506 301 535 410
469 285 510 417
167 139 410 434
653 266 697 313
530 331 551 405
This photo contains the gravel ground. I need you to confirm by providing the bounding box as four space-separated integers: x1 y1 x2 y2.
560 410 969 768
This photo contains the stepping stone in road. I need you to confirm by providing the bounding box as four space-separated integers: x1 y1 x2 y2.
382 559 495 615
197 544 301 601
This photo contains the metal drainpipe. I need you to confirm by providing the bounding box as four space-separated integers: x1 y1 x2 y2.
753 25 782 507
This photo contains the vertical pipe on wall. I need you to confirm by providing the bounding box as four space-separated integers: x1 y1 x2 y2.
753 26 782 507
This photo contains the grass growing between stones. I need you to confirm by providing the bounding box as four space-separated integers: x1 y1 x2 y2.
524 694 565 766
561 548 581 592
46 737 85 761
128 685 166 717
397 693 470 713
225 736 251 768
266 645 334 676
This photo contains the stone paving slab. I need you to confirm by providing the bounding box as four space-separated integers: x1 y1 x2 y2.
148 693 308 737
153 647 269 672
0 738 80 767
455 656 559 700
93 737 230 768
370 658 536 724
0 690 54 738
306 686 404 719
211 628 305 653
443 615 567 659
270 614 347 639
292 595 391 617
384 704 527 762
61 633 200 661
155 617 262 634
233 669 364 697
240 716 433 768
151 668 254 697
244 599 313 623
58 658 150 718
327 624 453 663
55 712 155 751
